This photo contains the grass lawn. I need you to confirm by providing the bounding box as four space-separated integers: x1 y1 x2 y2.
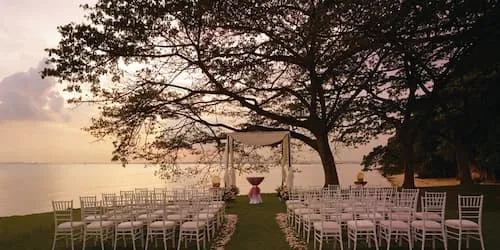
1 186 499 249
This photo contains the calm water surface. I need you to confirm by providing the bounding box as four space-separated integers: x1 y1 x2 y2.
0 163 390 216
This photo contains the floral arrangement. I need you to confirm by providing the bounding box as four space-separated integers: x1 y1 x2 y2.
211 176 221 187
356 171 365 182
223 185 240 201
275 185 289 200
211 214 238 250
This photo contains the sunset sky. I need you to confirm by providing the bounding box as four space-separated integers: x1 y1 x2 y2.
0 0 386 163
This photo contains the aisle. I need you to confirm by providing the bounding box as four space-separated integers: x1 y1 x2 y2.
224 193 292 250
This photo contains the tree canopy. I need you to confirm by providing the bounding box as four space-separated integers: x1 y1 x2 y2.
43 0 499 186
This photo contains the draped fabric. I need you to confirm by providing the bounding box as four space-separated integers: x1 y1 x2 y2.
229 131 289 146
224 131 291 188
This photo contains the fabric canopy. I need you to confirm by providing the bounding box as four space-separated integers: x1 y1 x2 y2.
224 131 291 188
228 131 289 146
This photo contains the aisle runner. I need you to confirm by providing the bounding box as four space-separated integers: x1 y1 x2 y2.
275 213 308 250
212 214 238 250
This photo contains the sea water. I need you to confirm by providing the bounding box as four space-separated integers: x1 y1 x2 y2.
0 163 390 216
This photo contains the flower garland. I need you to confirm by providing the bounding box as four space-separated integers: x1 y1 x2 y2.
275 213 308 250
211 214 238 250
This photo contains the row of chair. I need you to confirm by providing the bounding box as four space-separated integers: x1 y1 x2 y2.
51 187 226 250
286 186 484 250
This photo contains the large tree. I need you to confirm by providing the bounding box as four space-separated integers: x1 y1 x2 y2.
361 0 497 187
43 0 391 185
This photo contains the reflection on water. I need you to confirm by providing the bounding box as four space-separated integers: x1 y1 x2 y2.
0 163 390 216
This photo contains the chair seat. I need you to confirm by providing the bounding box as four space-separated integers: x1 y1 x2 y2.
307 202 322 210
208 204 223 209
166 214 188 221
411 220 442 230
153 209 166 215
303 214 322 222
287 203 305 210
117 221 143 229
347 220 375 229
108 215 130 222
166 205 180 210
57 221 85 229
295 208 314 215
313 221 341 232
84 215 108 222
181 221 206 229
286 200 302 206
379 220 410 230
445 219 479 229
415 212 441 221
137 213 160 220
341 213 353 221
150 220 176 228
389 212 412 221
86 221 114 229
359 212 384 220
196 213 216 220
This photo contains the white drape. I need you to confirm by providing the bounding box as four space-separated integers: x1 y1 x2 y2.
286 167 294 189
229 131 289 146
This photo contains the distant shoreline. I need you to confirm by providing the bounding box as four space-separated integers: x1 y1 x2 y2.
384 173 459 187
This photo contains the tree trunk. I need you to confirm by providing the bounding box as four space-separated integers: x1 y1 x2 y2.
399 126 416 188
456 142 474 186
401 141 416 188
316 134 340 186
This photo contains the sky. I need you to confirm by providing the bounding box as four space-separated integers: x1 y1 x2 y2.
0 0 387 164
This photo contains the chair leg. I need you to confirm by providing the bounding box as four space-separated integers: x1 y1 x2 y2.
177 231 183 250
386 232 391 250
52 233 57 250
443 230 448 250
374 229 379 250
163 234 167 250
480 231 485 250
113 231 118 250
132 232 137 250
100 231 105 250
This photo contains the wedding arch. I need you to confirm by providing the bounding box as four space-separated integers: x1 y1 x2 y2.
223 131 292 188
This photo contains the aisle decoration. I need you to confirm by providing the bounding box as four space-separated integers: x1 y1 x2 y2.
211 214 238 250
275 213 308 250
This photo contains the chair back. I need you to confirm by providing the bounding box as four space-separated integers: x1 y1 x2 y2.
80 195 99 221
321 193 342 223
458 195 483 225
52 200 74 226
421 194 446 222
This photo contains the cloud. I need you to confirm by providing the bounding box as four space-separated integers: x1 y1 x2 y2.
0 60 66 121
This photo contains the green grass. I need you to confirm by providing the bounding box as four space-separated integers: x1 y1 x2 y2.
1 186 499 249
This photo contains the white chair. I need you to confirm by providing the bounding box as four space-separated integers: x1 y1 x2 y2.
145 199 176 250
80 195 107 223
82 202 114 250
313 196 343 250
51 200 85 250
177 201 206 250
196 196 218 241
415 192 447 221
411 195 448 250
379 191 415 250
347 190 379 250
445 195 484 250
113 201 144 250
